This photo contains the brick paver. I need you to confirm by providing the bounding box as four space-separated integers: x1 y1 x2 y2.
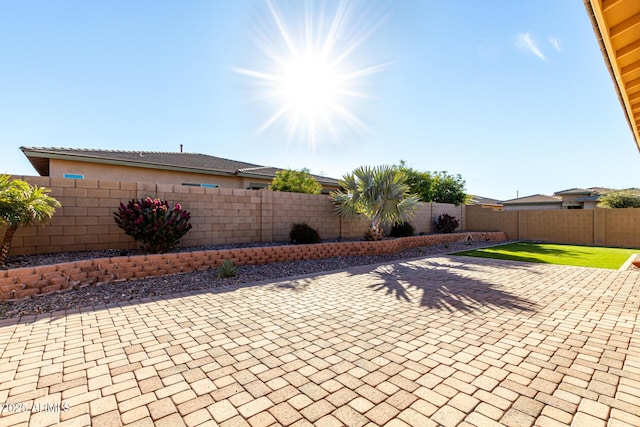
0 255 639 426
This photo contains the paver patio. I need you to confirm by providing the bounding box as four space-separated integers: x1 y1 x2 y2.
0 255 638 426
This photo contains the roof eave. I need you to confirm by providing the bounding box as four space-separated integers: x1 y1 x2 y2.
584 0 640 152
236 170 339 186
21 149 238 177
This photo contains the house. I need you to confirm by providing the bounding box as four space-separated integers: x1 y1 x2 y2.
502 187 640 210
20 147 341 192
584 0 640 151
553 188 603 209
501 194 563 211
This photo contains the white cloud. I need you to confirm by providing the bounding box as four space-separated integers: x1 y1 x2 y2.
549 36 562 52
516 32 547 61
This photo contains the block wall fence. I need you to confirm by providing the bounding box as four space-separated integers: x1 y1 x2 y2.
2 176 465 256
465 205 640 248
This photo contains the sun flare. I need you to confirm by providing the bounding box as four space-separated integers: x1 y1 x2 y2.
281 56 339 117
235 0 388 148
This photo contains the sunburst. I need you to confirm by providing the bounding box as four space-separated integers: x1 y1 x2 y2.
235 0 388 149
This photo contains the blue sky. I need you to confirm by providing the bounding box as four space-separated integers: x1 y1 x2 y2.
1 0 637 201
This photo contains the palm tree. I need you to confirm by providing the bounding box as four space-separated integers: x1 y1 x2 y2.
0 176 61 267
331 165 420 240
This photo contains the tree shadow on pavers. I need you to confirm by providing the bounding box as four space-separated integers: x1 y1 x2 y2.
366 258 537 313
273 277 314 293
0 256 539 326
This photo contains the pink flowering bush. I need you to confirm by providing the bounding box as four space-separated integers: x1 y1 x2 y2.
114 197 192 253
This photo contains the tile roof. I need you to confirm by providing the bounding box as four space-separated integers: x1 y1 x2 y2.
20 146 339 185
576 195 602 202
554 188 594 195
467 195 502 205
500 194 562 205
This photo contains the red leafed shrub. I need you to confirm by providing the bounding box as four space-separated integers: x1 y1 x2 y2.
434 214 459 233
114 197 192 253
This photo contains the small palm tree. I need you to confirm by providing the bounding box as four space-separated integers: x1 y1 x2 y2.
331 165 420 240
0 176 61 267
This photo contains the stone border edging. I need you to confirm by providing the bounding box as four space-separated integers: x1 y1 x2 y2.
0 232 506 301
619 253 638 271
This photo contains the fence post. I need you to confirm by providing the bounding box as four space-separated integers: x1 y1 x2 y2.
593 208 606 246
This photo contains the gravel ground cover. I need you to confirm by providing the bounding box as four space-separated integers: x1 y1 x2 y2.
0 240 497 319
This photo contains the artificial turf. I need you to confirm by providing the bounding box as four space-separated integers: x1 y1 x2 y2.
452 242 638 270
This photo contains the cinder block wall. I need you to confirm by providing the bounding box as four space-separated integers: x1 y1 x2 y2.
465 205 640 248
2 176 467 256
5 176 139 255
381 202 465 235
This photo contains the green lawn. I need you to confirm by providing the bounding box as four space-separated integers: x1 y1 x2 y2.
452 242 638 269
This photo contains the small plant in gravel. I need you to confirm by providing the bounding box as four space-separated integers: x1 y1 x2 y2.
289 223 321 244
114 197 192 253
389 221 415 237
217 259 237 278
434 214 459 234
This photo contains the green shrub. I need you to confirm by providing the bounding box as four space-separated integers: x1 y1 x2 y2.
434 214 459 233
597 190 640 208
389 221 415 237
268 169 322 194
114 197 192 253
289 223 321 244
217 259 238 278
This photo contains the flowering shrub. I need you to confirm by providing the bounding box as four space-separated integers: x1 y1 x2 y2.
434 213 459 233
114 197 192 253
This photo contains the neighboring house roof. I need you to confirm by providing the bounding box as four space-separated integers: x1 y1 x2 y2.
467 195 502 206
501 194 562 205
20 146 340 186
500 187 640 208
554 188 594 196
584 0 640 151
556 187 640 201
576 195 602 203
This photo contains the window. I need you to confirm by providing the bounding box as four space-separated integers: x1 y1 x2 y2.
181 183 218 188
63 173 84 179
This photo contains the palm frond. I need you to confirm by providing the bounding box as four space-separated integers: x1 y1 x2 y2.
330 164 419 232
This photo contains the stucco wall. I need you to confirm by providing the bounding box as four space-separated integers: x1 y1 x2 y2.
503 204 562 211
49 159 269 189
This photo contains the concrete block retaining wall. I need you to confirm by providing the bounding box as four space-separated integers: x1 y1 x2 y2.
0 231 506 301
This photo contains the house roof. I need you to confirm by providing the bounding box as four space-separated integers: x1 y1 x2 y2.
554 188 594 196
20 146 340 186
576 195 602 202
467 195 502 205
584 0 640 151
500 194 563 205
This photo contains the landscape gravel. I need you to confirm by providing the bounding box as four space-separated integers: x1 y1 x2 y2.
0 240 498 319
